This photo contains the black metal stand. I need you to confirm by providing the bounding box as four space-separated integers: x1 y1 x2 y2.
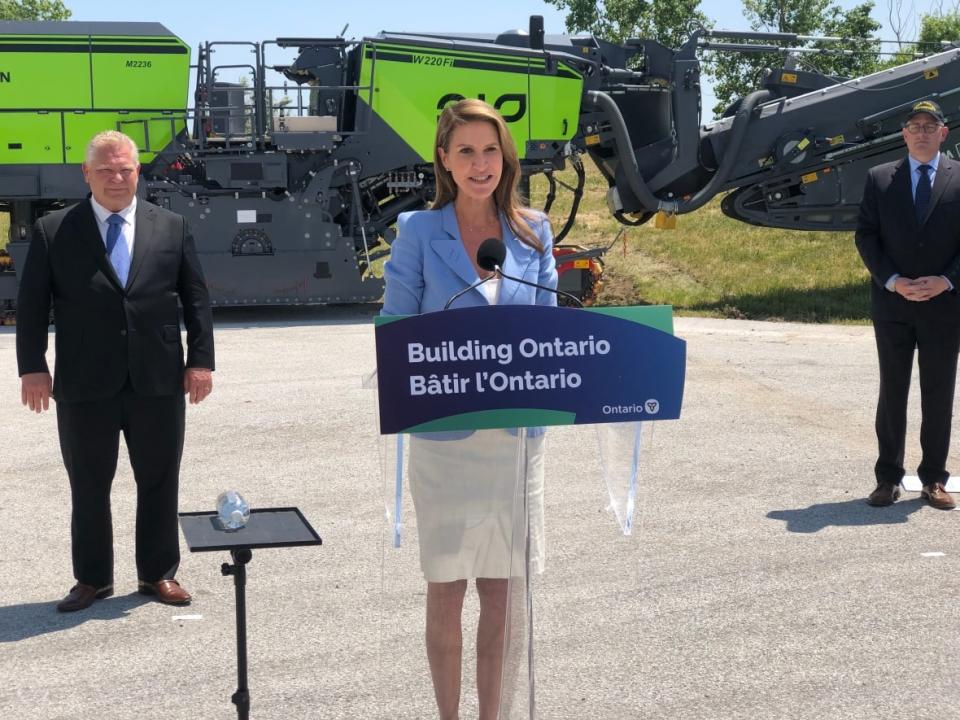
178 507 321 718
221 548 253 720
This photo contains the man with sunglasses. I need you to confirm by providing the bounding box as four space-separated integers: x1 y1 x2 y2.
16 130 215 610
856 100 960 510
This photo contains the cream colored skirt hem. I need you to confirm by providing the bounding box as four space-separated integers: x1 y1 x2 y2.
408 429 545 583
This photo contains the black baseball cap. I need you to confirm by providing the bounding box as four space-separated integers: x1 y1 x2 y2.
905 100 946 124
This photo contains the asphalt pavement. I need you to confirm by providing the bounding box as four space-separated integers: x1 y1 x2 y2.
1 308 958 720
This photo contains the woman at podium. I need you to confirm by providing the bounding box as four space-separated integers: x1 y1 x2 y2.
382 98 558 719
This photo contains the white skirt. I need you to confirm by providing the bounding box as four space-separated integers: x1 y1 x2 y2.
408 429 545 583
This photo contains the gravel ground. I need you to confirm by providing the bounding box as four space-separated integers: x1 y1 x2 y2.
1 308 957 720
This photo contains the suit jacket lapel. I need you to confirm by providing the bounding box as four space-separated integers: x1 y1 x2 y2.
498 215 535 305
431 203 484 295
889 159 916 227
126 201 155 290
76 199 125 291
922 156 954 226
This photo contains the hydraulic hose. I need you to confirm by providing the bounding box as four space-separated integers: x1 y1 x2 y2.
584 88 773 215
584 90 664 213
671 89 772 214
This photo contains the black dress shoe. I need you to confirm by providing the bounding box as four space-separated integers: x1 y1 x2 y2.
921 483 956 510
867 482 901 507
56 583 113 612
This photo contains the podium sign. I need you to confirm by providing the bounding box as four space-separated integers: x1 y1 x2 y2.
374 305 685 434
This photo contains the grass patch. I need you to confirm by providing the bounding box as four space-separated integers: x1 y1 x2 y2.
531 164 871 324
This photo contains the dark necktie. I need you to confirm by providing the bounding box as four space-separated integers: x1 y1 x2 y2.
916 164 932 223
106 213 130 286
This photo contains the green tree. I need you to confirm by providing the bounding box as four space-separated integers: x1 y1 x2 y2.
917 11 960 47
743 0 826 33
813 2 881 79
708 0 879 116
874 8 960 71
0 0 71 20
547 0 707 50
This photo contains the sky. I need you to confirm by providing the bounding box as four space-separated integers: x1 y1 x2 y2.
54 0 944 120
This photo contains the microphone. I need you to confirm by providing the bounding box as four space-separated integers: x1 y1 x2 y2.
477 237 506 273
442 238 502 310
481 238 584 308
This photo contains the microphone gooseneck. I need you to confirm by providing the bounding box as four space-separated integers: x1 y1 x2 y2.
483 238 584 308
444 237 583 309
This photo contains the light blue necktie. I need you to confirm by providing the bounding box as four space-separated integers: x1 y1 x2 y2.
105 213 130 286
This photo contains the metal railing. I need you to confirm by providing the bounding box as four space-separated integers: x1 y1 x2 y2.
181 37 380 154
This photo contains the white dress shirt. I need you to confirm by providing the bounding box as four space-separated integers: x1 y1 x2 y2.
480 277 500 305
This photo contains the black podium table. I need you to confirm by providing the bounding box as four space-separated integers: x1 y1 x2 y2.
179 507 322 719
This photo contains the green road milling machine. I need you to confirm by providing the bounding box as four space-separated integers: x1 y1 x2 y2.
3 16 960 319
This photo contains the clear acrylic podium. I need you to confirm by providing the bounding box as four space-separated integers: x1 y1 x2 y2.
373 424 541 719
370 304 685 719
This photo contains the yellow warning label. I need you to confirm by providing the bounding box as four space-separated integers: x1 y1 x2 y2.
924 68 940 80
829 135 844 146
573 259 590 269
797 137 811 151
782 72 798 84
801 172 818 184
654 211 677 230
585 134 601 146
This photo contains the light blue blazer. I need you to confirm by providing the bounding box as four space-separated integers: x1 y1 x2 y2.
382 202 558 438
382 202 557 315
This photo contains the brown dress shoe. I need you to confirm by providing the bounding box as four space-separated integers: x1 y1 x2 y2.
867 482 901 507
138 579 192 605
921 483 956 510
56 583 113 613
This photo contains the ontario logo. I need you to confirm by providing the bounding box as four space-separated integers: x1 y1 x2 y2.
601 399 660 416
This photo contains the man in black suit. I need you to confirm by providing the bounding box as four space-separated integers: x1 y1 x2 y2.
16 130 215 611
856 100 960 510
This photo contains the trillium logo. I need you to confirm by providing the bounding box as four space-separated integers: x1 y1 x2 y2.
645 399 660 414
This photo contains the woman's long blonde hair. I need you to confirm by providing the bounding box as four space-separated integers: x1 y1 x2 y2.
432 98 544 252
